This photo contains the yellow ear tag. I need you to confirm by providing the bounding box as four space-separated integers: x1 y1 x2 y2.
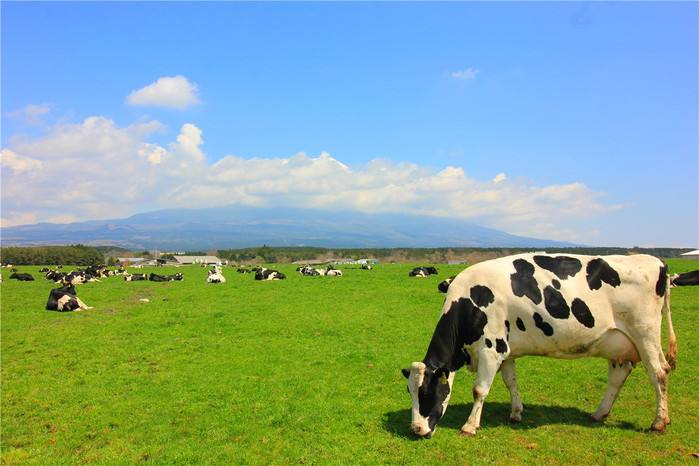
440 373 447 385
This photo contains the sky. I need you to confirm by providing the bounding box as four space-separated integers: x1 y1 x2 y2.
1 2 697 247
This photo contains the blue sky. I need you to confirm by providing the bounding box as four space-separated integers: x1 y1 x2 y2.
2 2 697 247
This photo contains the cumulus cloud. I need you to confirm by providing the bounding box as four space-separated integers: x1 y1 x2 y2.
450 67 479 80
0 116 621 240
126 75 201 109
6 104 51 125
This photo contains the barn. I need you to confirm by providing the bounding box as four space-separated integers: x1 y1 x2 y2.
172 256 224 265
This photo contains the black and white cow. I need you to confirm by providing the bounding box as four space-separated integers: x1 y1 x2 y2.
9 272 34 281
409 266 439 278
438 276 456 293
207 268 226 283
149 272 184 282
124 273 147 281
46 284 92 311
671 270 699 287
254 269 286 280
403 253 693 438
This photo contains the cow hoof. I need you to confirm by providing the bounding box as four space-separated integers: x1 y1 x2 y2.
509 413 522 423
590 413 607 423
650 421 667 433
459 428 477 437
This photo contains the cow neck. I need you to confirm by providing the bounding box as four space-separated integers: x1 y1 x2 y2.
422 308 461 372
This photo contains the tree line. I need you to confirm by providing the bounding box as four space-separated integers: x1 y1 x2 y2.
1 245 104 266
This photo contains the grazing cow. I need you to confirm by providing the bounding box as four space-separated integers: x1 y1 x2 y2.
9 272 34 281
207 269 226 283
149 272 184 282
438 276 456 293
402 253 693 438
409 266 439 278
46 284 92 311
124 273 147 281
254 269 286 280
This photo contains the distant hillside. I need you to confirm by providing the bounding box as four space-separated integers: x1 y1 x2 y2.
0 205 580 250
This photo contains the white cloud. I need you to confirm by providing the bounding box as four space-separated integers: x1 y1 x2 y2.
450 67 479 80
126 75 201 109
6 104 51 125
493 173 507 183
0 116 621 242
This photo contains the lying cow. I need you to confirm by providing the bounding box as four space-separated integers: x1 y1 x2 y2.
671 270 699 287
9 272 34 281
438 276 456 293
124 273 147 281
255 269 286 280
326 269 343 277
207 269 226 283
46 284 92 311
409 266 438 278
149 272 184 282
403 253 697 438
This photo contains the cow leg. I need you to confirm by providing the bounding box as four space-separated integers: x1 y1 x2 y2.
500 358 524 422
460 350 500 436
591 360 633 422
627 334 671 432
75 297 93 310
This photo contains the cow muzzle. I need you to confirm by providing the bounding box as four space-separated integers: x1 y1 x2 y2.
411 423 432 438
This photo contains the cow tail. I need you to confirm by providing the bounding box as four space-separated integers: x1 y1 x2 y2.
663 277 677 370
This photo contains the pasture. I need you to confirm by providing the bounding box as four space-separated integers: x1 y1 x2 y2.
2 260 698 464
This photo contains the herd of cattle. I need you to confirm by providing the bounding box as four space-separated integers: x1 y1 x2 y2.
3 254 699 437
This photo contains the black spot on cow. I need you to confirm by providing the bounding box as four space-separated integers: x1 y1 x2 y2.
571 298 595 328
533 312 554 336
495 338 508 354
510 259 542 304
552 279 561 289
505 320 510 332
423 298 488 372
533 255 583 280
586 258 621 290
516 317 526 331
656 265 668 297
485 338 493 348
470 285 495 308
543 285 570 319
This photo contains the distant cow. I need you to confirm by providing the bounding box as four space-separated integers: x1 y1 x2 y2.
403 253 697 438
149 273 184 282
361 264 373 270
46 284 92 312
409 266 439 278
326 269 343 277
438 276 456 293
671 270 699 287
9 272 34 281
207 269 226 283
255 269 286 280
124 273 147 281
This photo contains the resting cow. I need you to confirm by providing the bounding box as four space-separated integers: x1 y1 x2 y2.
671 270 699 287
46 284 92 311
9 272 34 281
403 253 695 438
124 273 147 281
254 269 286 280
207 269 226 283
438 276 456 293
149 273 184 282
409 266 438 278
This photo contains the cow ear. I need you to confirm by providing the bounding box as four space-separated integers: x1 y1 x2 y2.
401 368 410 379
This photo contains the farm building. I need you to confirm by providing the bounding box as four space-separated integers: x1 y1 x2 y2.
680 249 699 259
172 255 224 265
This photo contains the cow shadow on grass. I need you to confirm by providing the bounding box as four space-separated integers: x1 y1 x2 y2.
383 402 640 439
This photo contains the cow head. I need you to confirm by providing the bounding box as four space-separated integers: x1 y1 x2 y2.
401 362 454 438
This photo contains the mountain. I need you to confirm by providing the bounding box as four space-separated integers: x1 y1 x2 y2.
0 206 578 249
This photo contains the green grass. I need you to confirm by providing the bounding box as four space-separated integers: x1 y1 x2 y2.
2 260 698 464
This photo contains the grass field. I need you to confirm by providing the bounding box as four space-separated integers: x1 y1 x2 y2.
2 259 698 464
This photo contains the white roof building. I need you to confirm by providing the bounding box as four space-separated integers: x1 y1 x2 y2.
680 250 699 260
172 256 223 265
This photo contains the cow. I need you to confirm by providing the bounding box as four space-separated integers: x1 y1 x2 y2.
61 272 86 285
402 253 694 438
207 269 226 283
149 272 184 282
9 272 34 281
326 269 343 277
671 270 699 287
438 276 456 293
124 273 147 281
361 264 373 270
409 266 439 278
46 284 92 311
254 269 286 280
